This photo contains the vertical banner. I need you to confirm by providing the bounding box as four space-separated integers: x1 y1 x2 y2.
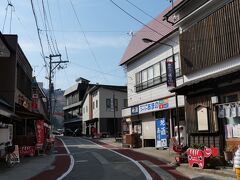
35 120 44 149
166 56 176 88
155 118 167 148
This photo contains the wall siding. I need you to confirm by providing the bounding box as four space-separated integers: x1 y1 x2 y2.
180 0 240 75
185 93 218 134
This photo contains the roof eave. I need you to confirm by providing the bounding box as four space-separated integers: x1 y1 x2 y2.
119 29 178 66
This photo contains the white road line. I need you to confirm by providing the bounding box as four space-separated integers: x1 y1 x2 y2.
75 160 88 163
142 160 176 180
81 138 152 180
91 152 109 165
57 138 75 180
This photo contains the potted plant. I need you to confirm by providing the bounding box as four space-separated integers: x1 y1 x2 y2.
224 144 233 162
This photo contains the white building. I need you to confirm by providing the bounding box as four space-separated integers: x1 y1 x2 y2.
120 4 185 147
82 85 127 137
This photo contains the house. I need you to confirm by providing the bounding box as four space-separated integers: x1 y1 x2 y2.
63 77 94 132
164 0 240 154
120 0 185 148
82 84 127 137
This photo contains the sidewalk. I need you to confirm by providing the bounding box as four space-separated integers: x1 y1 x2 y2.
0 138 70 180
0 152 55 180
97 138 236 180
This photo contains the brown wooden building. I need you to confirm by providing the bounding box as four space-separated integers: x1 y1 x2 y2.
164 0 240 154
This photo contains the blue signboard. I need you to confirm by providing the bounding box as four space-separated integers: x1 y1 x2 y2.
155 118 167 148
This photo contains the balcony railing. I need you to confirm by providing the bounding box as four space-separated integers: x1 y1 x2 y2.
135 68 181 92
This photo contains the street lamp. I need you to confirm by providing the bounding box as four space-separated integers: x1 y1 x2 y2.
142 38 181 146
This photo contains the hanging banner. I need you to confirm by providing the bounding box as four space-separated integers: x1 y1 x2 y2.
166 57 176 88
155 118 167 148
35 120 44 149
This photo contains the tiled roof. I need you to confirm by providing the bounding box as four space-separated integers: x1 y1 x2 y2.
119 0 182 66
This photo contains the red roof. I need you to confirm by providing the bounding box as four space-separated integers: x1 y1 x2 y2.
119 0 182 66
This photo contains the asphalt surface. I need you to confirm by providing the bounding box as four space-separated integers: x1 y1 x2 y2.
60 136 147 180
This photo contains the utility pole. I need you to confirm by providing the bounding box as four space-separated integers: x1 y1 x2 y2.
47 54 69 123
113 92 116 138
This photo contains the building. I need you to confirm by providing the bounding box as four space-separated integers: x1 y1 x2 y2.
164 0 240 154
0 33 50 156
120 1 185 148
82 84 127 137
63 77 93 132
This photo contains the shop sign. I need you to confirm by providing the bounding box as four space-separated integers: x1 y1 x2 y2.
35 120 44 149
166 57 176 88
139 99 169 114
131 106 139 115
155 118 167 148
19 146 36 157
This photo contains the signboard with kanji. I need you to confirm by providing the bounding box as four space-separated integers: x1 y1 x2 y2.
35 120 44 149
155 118 167 148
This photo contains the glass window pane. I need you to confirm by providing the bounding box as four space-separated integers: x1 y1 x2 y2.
160 60 166 75
148 66 153 80
153 63 160 77
142 69 147 82
136 72 141 84
174 54 180 69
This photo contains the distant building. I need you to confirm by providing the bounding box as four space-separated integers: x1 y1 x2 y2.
82 84 127 137
63 77 93 132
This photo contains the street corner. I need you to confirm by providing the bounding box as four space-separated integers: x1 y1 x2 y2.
30 138 73 180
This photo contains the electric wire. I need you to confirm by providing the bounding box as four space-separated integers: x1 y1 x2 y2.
41 0 54 55
30 0 49 70
69 0 109 83
46 0 61 54
125 0 172 31
2 2 9 33
109 0 178 45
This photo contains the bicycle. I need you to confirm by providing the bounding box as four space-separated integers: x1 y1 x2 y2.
0 142 18 167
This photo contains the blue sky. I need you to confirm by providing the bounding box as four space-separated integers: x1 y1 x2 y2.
0 0 172 90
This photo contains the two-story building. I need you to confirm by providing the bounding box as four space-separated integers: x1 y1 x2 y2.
0 33 50 156
82 84 127 137
63 77 94 132
164 0 240 154
120 1 185 148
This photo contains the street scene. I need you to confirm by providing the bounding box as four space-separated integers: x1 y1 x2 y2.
1 0 240 179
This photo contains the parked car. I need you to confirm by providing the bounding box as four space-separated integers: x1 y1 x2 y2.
64 129 74 136
73 128 82 137
52 130 63 136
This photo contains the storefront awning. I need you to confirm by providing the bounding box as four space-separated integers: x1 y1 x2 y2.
170 66 240 95
0 101 19 120
15 104 43 120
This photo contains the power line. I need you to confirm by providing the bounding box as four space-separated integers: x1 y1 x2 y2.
109 0 178 45
125 0 172 31
30 0 48 69
69 0 109 83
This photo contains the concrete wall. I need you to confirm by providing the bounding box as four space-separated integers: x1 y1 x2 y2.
99 88 127 118
82 94 90 122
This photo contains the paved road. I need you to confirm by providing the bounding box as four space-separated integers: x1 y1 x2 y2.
60 136 148 180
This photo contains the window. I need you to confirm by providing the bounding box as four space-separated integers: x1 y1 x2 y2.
106 99 111 110
175 54 181 77
123 99 128 108
93 101 95 110
135 54 181 92
114 99 118 111
86 106 88 113
160 59 166 82
96 100 98 108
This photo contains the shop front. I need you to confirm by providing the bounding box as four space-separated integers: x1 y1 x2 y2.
123 96 185 148
172 68 240 157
